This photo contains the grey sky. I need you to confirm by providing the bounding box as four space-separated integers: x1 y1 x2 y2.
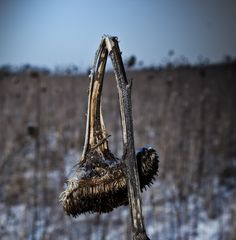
0 0 235 70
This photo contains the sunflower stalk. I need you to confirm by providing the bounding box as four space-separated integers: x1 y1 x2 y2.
60 36 158 240
107 36 150 240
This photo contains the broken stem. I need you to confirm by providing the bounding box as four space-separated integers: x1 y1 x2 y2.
81 41 108 163
107 36 150 240
81 36 150 239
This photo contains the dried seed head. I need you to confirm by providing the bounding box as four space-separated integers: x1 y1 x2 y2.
59 147 159 217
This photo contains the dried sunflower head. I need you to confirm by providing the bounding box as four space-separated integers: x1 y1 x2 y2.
59 37 159 217
59 147 159 216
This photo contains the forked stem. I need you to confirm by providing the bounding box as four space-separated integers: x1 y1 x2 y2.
82 36 150 239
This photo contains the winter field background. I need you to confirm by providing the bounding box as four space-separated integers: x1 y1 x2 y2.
0 62 236 240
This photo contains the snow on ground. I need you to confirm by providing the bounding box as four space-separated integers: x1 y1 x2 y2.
1 175 235 240
1 131 235 239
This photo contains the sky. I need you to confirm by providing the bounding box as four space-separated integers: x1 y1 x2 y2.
0 0 236 71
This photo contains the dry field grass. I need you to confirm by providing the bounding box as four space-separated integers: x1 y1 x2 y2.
0 62 236 239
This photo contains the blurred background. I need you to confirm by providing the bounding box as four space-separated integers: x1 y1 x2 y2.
0 0 236 239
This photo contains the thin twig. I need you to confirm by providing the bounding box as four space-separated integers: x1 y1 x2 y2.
91 134 111 149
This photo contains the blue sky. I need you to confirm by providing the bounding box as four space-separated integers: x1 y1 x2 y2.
0 0 236 70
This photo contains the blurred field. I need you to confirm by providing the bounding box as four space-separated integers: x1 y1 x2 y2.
0 62 236 240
